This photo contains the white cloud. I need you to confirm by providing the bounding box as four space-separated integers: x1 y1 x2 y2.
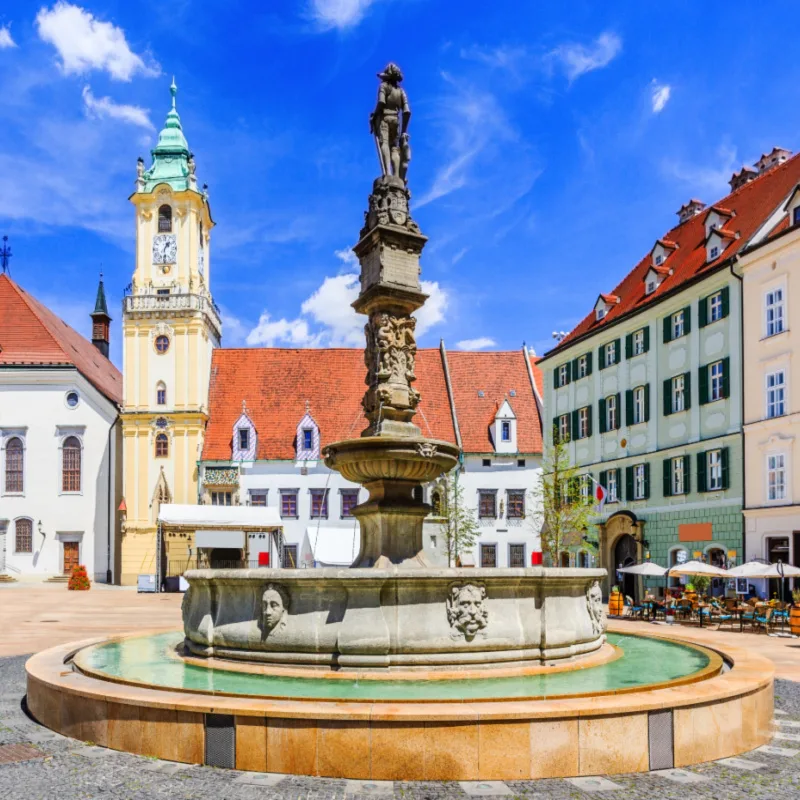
220 309 248 346
651 80 671 113
456 336 496 351
460 44 527 73
36 2 159 80
82 85 153 130
661 143 738 194
451 247 468 265
309 0 379 30
549 32 622 82
0 24 17 49
246 252 448 348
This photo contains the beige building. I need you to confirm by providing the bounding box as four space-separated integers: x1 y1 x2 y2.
119 83 220 585
736 177 800 573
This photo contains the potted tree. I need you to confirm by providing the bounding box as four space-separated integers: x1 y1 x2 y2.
609 585 624 616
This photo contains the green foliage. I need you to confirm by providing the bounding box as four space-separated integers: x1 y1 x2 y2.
531 427 597 565
437 471 480 567
792 588 800 605
691 575 711 594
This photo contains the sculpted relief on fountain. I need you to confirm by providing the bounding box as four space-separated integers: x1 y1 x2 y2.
446 583 489 642
261 583 289 637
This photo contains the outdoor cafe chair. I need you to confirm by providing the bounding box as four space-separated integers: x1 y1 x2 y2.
625 595 644 619
753 607 774 633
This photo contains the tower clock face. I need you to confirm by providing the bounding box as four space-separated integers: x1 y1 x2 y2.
152 234 177 264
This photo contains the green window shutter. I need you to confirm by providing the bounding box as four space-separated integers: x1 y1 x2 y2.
598 345 606 370
644 383 651 422
721 286 730 319
615 393 621 430
722 356 730 399
599 470 606 488
616 468 622 495
697 451 707 493
614 339 621 364
663 378 672 417
663 458 672 497
625 466 634 501
586 405 592 438
643 325 650 353
684 372 692 411
572 357 580 379
625 389 633 426
721 447 730 490
598 398 607 434
683 306 692 334
571 410 579 441
699 295 708 328
683 455 691 494
586 351 593 376
643 463 651 499
552 417 560 444
625 333 632 359
663 315 672 344
699 364 709 405
553 367 559 387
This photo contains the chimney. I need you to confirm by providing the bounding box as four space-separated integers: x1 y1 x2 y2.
676 198 706 225
729 165 758 192
755 146 792 174
90 273 111 359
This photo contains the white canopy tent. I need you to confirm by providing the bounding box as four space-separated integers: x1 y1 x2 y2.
157 504 281 529
667 560 728 578
727 561 800 579
617 563 667 577
301 525 360 568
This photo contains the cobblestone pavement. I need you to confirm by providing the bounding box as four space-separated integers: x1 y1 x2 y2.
2 655 800 799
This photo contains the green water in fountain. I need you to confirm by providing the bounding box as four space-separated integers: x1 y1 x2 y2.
75 632 712 701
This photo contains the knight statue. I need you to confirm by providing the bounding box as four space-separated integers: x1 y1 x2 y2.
370 63 411 184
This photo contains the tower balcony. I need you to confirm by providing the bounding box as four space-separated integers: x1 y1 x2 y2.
123 290 222 339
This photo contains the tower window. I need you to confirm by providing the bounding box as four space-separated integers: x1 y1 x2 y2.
155 335 170 354
156 382 166 406
155 433 169 458
158 205 172 233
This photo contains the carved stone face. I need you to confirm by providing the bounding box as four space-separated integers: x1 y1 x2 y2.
587 580 606 635
447 583 489 641
261 584 288 635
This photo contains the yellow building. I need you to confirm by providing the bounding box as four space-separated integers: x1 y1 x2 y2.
736 171 800 573
119 81 220 585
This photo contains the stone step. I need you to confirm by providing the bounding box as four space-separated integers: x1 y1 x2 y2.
0 575 17 583
45 575 70 583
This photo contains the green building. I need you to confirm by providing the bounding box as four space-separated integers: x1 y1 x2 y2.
539 149 800 598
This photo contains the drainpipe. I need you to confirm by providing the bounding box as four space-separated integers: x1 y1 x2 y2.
730 258 746 563
106 417 118 584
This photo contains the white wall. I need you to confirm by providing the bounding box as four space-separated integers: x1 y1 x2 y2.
0 369 118 582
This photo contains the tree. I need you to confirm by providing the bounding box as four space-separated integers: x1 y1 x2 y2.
531 427 597 566
437 471 481 567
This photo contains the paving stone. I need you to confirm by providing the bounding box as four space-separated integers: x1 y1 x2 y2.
0 743 45 764
774 719 800 728
651 768 709 783
233 771 287 787
139 760 192 775
716 757 766 770
756 745 800 757
774 709 789 715
459 781 512 796
70 745 114 759
773 731 800 742
345 780 395 795
565 776 624 792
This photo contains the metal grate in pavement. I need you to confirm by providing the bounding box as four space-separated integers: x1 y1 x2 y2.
0 743 45 764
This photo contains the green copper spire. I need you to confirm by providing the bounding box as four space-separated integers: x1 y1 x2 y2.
140 79 196 193
91 272 110 319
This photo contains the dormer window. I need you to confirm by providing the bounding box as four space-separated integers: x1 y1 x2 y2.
296 410 320 460
794 207 800 226
493 399 517 453
709 245 719 260
238 429 250 451
646 280 656 295
232 403 256 461
303 428 313 450
501 421 511 442
596 307 606 321
654 254 663 266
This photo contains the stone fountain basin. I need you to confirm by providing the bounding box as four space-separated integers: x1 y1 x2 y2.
182 567 607 669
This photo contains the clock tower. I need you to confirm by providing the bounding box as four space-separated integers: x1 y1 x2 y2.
119 80 221 585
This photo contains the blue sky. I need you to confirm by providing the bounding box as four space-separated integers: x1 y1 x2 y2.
3 1 800 367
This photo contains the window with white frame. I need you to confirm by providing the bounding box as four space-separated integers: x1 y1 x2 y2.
672 375 685 413
765 288 785 337
606 394 618 431
578 407 589 438
709 361 724 402
633 386 646 424
633 329 645 355
596 307 606 321
558 364 569 387
634 464 646 499
672 457 685 496
580 475 591 499
767 454 787 501
654 253 664 266
604 342 615 367
606 470 618 502
709 245 719 260
576 355 588 378
707 450 723 491
558 414 570 442
766 370 786 418
501 421 511 442
672 310 685 339
709 291 723 322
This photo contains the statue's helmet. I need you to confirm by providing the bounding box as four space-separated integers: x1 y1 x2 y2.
378 63 404 83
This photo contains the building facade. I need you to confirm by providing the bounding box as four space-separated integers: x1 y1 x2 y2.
119 83 220 585
737 182 800 572
540 148 800 596
0 273 122 583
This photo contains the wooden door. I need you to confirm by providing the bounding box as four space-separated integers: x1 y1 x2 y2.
63 541 79 575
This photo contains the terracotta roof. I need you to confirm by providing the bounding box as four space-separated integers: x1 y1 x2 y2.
0 274 121 404
547 151 800 356
705 206 733 218
599 293 619 304
202 348 457 461
445 350 543 454
655 238 678 250
202 347 544 461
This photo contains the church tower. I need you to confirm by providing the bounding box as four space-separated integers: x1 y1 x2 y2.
119 80 220 585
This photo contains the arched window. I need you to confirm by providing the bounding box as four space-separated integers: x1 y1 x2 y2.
560 551 570 568
158 204 172 233
5 437 23 493
62 436 81 492
578 550 589 568
431 489 445 516
155 433 169 458
156 382 167 406
15 518 33 554
155 335 170 354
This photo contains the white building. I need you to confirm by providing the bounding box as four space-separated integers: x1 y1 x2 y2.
182 343 543 575
0 273 122 583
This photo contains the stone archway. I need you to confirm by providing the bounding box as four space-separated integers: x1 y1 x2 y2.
597 511 646 599
614 534 638 600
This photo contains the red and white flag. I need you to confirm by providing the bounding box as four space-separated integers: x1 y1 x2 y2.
594 481 607 513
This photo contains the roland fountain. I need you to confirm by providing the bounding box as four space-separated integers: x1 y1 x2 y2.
26 64 774 780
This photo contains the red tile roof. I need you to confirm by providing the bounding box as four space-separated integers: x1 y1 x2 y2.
202 347 543 461
547 152 800 356
445 350 543 454
0 274 121 404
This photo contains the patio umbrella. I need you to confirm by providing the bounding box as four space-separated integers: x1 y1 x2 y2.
617 563 667 576
667 560 728 577
727 561 800 579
